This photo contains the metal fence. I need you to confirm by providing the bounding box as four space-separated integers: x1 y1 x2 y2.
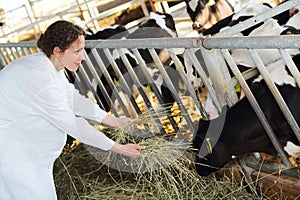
0 0 149 42
0 0 300 175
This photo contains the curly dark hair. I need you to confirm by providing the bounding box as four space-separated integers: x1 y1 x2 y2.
37 20 85 57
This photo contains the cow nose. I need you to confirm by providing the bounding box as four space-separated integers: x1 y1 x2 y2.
192 22 201 30
191 81 195 88
290 7 299 16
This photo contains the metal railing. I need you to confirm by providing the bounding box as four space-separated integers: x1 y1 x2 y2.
0 0 300 172
0 0 149 42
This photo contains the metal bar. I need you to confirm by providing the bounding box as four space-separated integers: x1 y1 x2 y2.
222 49 291 167
0 0 94 40
103 48 141 117
280 49 300 88
3 47 13 63
8 47 17 60
202 35 300 49
131 48 176 135
216 0 300 37
149 48 194 136
88 49 125 116
117 48 152 115
0 48 7 67
249 49 300 144
185 48 222 112
118 48 167 135
1 36 300 50
168 49 208 120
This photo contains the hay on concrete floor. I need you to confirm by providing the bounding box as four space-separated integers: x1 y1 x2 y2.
54 101 271 199
54 134 268 200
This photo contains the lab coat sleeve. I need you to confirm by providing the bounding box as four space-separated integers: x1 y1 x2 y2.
30 85 115 151
65 80 108 123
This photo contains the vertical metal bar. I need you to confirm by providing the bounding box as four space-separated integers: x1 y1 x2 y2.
14 47 22 58
280 49 300 88
118 48 168 135
249 49 300 144
28 48 35 54
132 48 177 135
222 49 291 167
149 48 194 135
3 47 13 63
86 50 125 117
186 48 222 112
168 49 208 120
0 48 8 68
103 48 142 117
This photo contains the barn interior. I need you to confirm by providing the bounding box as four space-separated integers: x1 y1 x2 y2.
0 0 300 199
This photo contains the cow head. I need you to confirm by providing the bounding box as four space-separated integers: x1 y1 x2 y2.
185 0 211 33
192 108 230 176
185 0 233 33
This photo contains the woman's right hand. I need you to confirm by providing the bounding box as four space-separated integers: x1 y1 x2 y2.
110 142 146 158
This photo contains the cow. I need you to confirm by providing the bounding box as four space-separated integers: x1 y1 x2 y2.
125 11 177 65
192 53 300 176
85 12 179 112
200 9 300 119
184 0 234 33
230 18 300 68
201 0 299 36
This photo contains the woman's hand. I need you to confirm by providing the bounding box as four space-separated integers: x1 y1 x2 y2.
110 142 146 158
115 117 137 131
102 115 137 131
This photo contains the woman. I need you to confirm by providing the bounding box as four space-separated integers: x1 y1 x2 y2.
0 20 144 199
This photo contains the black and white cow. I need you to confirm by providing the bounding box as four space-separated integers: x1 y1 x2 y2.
125 11 177 65
199 5 300 119
88 12 179 112
202 0 299 36
201 0 272 36
184 0 234 33
192 53 300 176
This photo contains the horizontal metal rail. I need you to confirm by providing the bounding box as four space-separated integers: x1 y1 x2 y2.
1 34 300 168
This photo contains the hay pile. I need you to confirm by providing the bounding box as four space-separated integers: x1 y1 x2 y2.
54 109 267 200
54 140 266 200
53 94 275 199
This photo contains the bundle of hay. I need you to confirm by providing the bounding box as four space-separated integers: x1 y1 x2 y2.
54 108 266 199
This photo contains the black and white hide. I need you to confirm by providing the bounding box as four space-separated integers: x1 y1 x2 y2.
125 11 177 65
89 12 179 112
184 0 234 33
202 0 299 36
192 54 300 176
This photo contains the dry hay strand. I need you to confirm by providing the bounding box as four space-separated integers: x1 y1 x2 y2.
54 141 266 200
54 104 267 199
54 113 267 200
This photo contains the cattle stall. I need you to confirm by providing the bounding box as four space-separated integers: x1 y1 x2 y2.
0 0 300 192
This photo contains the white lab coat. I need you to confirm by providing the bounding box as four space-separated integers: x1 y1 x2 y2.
0 53 115 199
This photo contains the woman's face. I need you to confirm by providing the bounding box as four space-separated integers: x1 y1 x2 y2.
61 35 86 72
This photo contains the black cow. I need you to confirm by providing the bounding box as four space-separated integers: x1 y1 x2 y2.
192 54 300 176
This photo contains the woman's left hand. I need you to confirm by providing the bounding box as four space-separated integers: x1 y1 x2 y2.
115 117 137 131
101 114 137 131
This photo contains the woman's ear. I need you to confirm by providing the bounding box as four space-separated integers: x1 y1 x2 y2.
53 46 63 57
